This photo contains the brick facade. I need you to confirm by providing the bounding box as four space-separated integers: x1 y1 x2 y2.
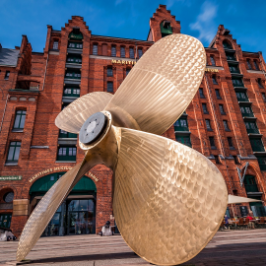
1 5 266 237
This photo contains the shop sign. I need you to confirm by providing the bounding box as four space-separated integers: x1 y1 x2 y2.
29 166 99 183
111 59 136 65
205 68 219 73
0 176 22 181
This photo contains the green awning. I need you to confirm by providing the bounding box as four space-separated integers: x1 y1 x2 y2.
30 172 96 195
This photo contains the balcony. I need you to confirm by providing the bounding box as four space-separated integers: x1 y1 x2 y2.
241 112 254 118
237 97 249 102
251 144 265 152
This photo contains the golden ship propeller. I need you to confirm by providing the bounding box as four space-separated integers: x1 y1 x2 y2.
17 34 228 266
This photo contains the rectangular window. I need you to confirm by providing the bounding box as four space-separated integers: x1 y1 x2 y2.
214 155 220 164
245 122 259 134
257 156 266 171
107 81 113 93
219 104 225 115
111 46 116 57
65 71 81 79
210 56 216 66
229 64 240 74
258 78 264 88
120 47 125 58
202 103 208 114
53 41 59 50
175 135 192 147
247 60 252 70
13 110 26 131
63 87 80 97
92 44 98 55
57 146 76 161
205 119 212 130
226 52 236 61
262 93 266 102
209 137 216 149
107 67 113 77
250 138 265 152
227 137 234 148
174 118 189 132
232 77 244 87
4 71 10 80
212 76 218 85
223 120 230 131
68 42 82 49
59 129 77 139
126 68 131 76
6 142 21 163
138 48 143 58
240 106 253 117
199 88 205 98
236 91 248 101
129 47 134 59
254 61 260 71
233 155 239 164
215 89 222 99
66 56 82 64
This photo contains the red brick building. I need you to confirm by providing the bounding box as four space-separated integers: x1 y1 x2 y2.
1 5 266 237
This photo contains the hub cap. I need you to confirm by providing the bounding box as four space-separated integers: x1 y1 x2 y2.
79 112 107 145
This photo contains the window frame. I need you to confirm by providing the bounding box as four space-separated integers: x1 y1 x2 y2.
205 119 212 131
57 146 77 161
212 75 218 85
13 110 26 131
107 67 113 77
209 136 216 149
111 46 116 57
223 120 230 131
107 81 113 93
4 71 10 80
92 44 98 55
215 89 222 99
219 104 226 115
6 141 21 164
202 103 208 114
138 48 143 58
210 56 216 66
120 46 126 58
227 137 234 149
129 47 135 59
199 88 205 98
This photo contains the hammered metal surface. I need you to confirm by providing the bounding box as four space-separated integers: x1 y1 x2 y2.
55 92 113 133
17 159 91 261
105 34 206 135
113 127 228 266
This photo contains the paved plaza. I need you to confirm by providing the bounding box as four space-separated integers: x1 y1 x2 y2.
1 229 266 266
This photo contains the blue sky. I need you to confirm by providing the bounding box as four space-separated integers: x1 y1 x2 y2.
1 0 266 56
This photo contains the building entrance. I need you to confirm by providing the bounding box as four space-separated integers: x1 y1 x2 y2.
30 172 97 236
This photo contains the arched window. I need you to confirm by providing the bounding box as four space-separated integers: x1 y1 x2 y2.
160 20 172 37
52 39 59 50
247 59 252 70
138 48 143 58
111 45 116 57
129 47 134 59
120 46 125 58
223 40 232 49
92 43 98 55
210 56 216 66
102 44 107 56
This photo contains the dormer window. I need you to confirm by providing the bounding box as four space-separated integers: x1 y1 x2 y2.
160 20 173 37
223 40 233 49
254 60 260 71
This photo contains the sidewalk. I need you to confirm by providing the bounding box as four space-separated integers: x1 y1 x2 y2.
1 229 266 265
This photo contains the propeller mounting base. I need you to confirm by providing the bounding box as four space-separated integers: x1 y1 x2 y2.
79 112 107 145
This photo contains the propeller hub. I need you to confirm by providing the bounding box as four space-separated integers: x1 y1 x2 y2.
79 112 107 145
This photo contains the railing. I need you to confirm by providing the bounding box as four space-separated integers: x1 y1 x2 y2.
245 184 260 193
246 128 260 134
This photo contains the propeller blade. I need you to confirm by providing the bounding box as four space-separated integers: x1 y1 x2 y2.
105 34 206 135
112 127 227 265
16 154 94 261
55 92 113 133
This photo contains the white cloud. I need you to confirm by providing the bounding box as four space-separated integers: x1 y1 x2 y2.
190 1 218 43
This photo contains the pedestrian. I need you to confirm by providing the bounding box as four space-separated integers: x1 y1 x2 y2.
99 221 113 236
246 212 255 229
224 215 230 230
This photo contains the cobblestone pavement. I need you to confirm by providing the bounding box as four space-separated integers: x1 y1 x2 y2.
1 229 266 265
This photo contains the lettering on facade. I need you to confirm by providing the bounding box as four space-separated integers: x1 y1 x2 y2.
29 166 99 183
111 59 136 65
205 68 219 73
0 176 22 181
